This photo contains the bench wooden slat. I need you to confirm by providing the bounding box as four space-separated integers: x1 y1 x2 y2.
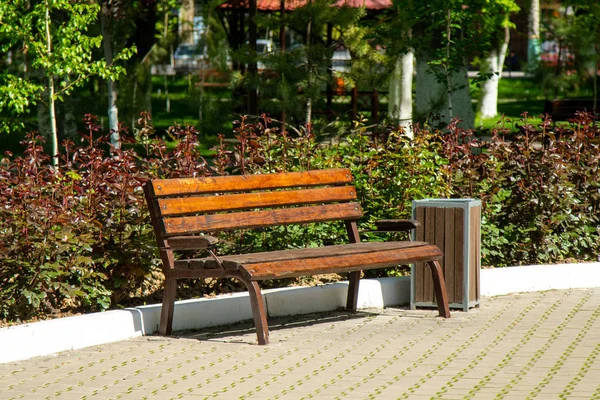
165 235 218 250
237 244 443 280
217 241 430 265
150 168 352 197
162 202 362 235
544 99 599 121
157 185 357 216
173 242 431 270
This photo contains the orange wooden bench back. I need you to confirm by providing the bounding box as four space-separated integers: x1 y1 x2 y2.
144 168 363 239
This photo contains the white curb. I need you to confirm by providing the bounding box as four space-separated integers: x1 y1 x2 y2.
480 262 600 296
1 262 599 363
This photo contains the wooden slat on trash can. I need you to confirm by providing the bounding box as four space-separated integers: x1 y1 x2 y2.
444 207 455 304
470 206 481 302
454 207 465 303
414 206 426 302
425 206 436 302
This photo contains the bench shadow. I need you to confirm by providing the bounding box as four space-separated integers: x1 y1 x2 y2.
170 305 429 344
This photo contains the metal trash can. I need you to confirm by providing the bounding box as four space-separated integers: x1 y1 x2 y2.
411 199 481 311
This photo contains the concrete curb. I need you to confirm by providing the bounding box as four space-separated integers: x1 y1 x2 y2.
1 262 599 363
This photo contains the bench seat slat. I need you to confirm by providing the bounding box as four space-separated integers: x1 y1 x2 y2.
162 202 362 235
238 243 442 280
157 186 357 216
151 168 352 197
221 241 430 265
173 241 431 269
172 241 441 279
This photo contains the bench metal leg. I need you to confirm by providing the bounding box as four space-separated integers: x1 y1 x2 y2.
237 277 269 345
344 221 362 312
427 260 451 318
159 277 177 335
346 271 361 312
159 250 177 336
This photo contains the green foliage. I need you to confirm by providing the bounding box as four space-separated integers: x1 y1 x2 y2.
0 113 211 322
0 1 135 132
210 114 451 280
533 2 600 99
243 0 370 124
444 113 600 266
3 108 600 324
325 118 452 223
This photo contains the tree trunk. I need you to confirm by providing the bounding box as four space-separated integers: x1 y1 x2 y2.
45 1 59 166
450 68 474 129
388 50 414 135
594 44 599 110
48 76 59 166
479 51 501 121
415 51 474 129
178 0 195 44
527 0 541 73
247 0 258 115
479 26 510 121
36 103 51 142
101 4 120 150
63 95 78 140
305 17 312 126
415 52 445 125
445 10 453 121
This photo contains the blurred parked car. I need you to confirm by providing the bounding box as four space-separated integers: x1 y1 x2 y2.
174 44 207 70
256 39 274 55
332 46 351 72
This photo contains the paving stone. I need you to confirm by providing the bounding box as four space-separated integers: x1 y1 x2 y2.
2 288 600 400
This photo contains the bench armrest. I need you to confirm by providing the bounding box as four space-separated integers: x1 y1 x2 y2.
373 219 421 232
164 235 219 250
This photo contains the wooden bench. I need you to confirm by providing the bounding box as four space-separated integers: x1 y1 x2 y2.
144 168 451 345
196 69 231 88
543 98 599 122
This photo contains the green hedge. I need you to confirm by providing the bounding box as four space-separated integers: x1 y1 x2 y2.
1 112 598 323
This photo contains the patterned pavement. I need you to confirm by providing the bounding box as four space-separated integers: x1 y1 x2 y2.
1 288 600 399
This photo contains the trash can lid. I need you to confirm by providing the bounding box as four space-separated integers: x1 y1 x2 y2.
412 198 481 207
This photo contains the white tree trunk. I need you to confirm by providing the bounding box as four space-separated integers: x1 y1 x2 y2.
106 79 119 149
528 0 541 73
305 19 312 126
479 27 510 121
388 50 414 136
479 52 501 121
450 69 474 129
101 6 120 150
415 53 474 129
48 76 59 166
45 1 59 166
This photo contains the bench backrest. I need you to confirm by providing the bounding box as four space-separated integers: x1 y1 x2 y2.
144 168 363 246
544 99 600 121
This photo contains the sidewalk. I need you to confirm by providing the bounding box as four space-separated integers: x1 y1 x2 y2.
1 288 600 399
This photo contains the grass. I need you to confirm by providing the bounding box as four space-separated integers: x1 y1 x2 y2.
472 75 596 131
0 73 595 155
472 77 546 131
476 99 546 132
152 74 584 138
150 75 233 139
